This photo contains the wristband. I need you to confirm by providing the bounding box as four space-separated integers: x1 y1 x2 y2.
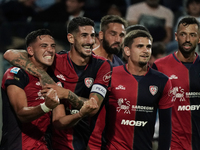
40 102 52 113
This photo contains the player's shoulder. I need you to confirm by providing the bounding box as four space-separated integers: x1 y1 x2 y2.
91 53 111 66
92 53 107 61
4 67 25 76
112 65 125 75
154 53 173 65
149 67 169 80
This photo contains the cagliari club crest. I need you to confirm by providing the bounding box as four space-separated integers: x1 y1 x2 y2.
84 77 94 88
149 85 158 96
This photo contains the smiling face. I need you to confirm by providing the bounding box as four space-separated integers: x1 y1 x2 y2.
175 23 200 55
125 37 152 67
28 35 56 69
70 25 95 58
101 22 126 55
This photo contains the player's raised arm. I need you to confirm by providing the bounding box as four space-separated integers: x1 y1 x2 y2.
4 49 55 85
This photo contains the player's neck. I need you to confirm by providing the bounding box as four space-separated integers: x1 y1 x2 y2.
126 63 148 76
30 58 48 71
93 45 113 62
176 51 196 62
70 50 90 66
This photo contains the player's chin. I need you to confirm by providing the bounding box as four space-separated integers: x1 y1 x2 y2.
44 61 54 66
139 61 148 66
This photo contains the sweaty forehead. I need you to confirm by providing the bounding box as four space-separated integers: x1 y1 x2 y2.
78 26 95 34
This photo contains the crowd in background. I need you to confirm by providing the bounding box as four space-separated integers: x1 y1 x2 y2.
0 0 188 54
0 0 197 71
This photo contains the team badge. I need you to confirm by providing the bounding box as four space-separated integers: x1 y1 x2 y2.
84 77 94 88
149 85 158 95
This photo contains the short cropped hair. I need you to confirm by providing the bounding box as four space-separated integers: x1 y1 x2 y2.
100 15 128 32
67 17 95 34
126 24 149 34
124 30 153 48
25 29 53 48
177 16 200 31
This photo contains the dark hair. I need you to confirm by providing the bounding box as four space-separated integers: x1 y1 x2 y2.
100 15 128 32
25 29 53 48
67 17 95 34
177 16 200 31
126 24 149 34
124 30 153 48
186 0 200 8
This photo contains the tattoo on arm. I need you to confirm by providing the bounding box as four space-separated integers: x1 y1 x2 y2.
10 51 55 85
67 91 85 109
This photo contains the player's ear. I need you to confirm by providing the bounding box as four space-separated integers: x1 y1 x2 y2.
27 46 34 56
98 31 103 41
175 32 178 42
67 33 74 44
124 46 130 57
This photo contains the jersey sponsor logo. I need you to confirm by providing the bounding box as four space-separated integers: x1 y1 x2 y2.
91 84 107 97
178 105 200 111
10 67 20 74
121 119 148 127
185 92 200 98
169 74 178 80
117 98 131 114
56 74 66 81
169 86 185 102
84 77 94 88
103 71 112 82
149 85 158 95
116 85 126 90
132 105 154 112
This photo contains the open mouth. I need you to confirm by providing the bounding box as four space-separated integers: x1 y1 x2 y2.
183 43 192 49
44 56 52 59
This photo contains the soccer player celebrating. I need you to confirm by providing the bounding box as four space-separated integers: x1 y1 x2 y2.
0 29 60 149
152 16 200 150
104 30 173 150
3 17 112 150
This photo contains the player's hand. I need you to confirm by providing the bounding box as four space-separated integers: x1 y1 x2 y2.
43 88 60 109
41 84 67 99
79 98 98 117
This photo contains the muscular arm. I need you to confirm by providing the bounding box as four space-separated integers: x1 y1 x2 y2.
52 104 83 129
158 108 172 150
7 85 59 123
42 84 103 112
4 49 55 85
52 93 100 129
